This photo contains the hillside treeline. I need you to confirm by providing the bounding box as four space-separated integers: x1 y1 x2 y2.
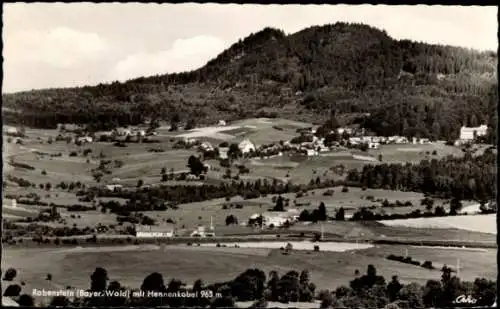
2 23 497 141
347 150 497 201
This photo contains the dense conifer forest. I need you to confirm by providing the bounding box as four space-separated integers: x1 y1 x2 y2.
3 23 497 142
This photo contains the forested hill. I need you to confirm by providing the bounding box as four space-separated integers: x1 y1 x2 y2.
2 22 498 141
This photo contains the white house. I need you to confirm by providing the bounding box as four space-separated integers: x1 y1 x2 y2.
368 142 380 149
337 128 353 135
117 128 132 136
200 141 214 152
136 224 175 238
4 126 19 135
251 210 298 228
218 120 227 126
459 124 488 141
238 139 256 154
184 138 197 145
77 136 93 144
219 147 229 160
136 129 146 137
306 149 318 156
105 184 123 191
349 137 362 145
190 225 215 237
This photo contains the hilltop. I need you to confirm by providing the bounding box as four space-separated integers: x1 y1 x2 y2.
2 22 498 141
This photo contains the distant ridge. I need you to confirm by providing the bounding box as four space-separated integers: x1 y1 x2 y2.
2 22 497 141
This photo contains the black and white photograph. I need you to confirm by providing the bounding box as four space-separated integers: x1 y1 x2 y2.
1 3 498 308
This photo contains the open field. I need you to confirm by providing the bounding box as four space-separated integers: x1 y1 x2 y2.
245 152 377 184
200 241 374 252
379 214 496 235
175 118 313 146
136 186 434 231
2 241 495 305
368 142 464 164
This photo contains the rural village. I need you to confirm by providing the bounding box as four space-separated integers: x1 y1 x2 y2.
1 4 498 309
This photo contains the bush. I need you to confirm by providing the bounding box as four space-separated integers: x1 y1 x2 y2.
323 189 334 196
341 186 349 193
3 268 17 281
421 261 434 269
18 294 35 306
3 284 22 297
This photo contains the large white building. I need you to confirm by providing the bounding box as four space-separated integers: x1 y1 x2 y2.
249 209 300 228
135 224 175 238
238 139 256 154
459 125 488 141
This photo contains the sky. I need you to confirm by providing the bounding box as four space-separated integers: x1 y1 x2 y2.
2 4 498 93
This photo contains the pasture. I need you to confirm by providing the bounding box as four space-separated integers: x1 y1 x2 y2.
175 118 313 146
2 242 495 305
379 214 497 235
245 152 376 185
368 142 464 164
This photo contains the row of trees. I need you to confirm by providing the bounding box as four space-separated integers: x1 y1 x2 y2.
346 151 496 201
3 264 495 308
88 176 345 208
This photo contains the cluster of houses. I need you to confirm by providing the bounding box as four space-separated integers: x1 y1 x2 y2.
100 127 154 138
347 136 430 148
195 138 257 160
247 209 300 228
134 217 216 238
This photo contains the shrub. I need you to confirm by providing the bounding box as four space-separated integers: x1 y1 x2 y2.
323 189 334 196
341 186 349 193
421 261 434 269
3 284 22 297
3 268 17 281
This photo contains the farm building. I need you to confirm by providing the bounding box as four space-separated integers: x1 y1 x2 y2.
459 124 488 141
387 136 408 144
337 128 353 135
200 141 214 152
184 138 197 145
4 126 19 135
77 136 93 144
136 129 146 137
116 128 132 136
239 139 256 154
135 224 175 238
249 210 299 228
305 149 318 156
219 147 229 159
368 142 380 149
218 120 227 126
105 184 123 191
190 225 215 237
